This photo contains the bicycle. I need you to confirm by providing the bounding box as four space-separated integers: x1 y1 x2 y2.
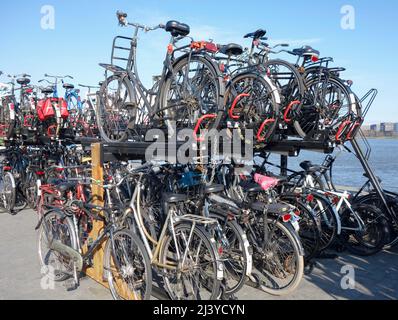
214 33 281 145
315 152 398 249
283 158 390 256
37 172 151 299
124 163 224 300
97 11 226 142
77 84 100 138
0 72 32 140
215 164 305 296
0 148 16 214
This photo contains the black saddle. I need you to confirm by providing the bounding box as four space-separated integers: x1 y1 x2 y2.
218 43 243 56
41 87 54 95
204 184 225 194
63 83 75 90
17 77 31 86
56 182 77 194
165 20 190 37
244 29 267 40
300 161 321 173
291 46 320 58
239 181 263 193
163 193 187 204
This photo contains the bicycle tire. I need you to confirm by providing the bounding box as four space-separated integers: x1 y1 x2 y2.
97 74 135 142
309 192 339 251
263 59 305 136
279 195 322 262
251 215 304 296
104 229 152 300
225 71 280 143
2 172 16 214
209 211 251 296
339 204 390 256
353 192 398 249
295 76 355 139
0 99 16 140
160 222 222 300
161 53 225 132
37 209 78 282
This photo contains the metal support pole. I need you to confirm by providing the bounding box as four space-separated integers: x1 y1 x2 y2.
281 155 288 177
350 138 394 216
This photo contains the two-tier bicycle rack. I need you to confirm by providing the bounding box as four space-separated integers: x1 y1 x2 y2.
2 86 394 300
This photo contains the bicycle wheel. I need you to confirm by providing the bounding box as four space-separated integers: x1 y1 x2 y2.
97 74 134 142
225 72 279 143
13 182 27 213
251 215 304 296
263 59 305 134
0 98 16 140
37 209 77 282
279 195 321 262
25 170 39 209
306 193 339 251
263 59 305 102
296 76 355 139
104 229 152 300
80 100 98 138
354 191 398 248
161 54 224 132
339 204 390 256
1 172 16 214
209 212 251 296
160 222 222 300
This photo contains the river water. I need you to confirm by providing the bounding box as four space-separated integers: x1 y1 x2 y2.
265 139 398 192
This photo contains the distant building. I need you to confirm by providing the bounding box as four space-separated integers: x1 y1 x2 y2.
370 124 380 131
362 123 398 137
381 122 395 133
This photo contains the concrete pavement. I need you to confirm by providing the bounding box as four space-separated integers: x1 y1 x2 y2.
0 209 397 300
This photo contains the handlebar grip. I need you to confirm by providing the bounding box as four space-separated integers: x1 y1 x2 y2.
116 10 127 18
116 10 128 26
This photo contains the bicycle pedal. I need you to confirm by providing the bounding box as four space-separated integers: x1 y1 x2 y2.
63 279 78 291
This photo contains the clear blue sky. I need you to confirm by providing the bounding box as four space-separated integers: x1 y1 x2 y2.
1 0 397 123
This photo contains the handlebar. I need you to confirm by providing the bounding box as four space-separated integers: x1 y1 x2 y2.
116 10 165 32
78 84 100 89
44 74 74 80
6 73 31 79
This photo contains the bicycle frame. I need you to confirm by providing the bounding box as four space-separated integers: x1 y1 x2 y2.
303 173 365 233
127 173 221 276
106 30 191 119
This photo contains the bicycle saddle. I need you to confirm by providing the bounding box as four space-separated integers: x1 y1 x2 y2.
291 46 320 58
63 83 75 90
239 181 263 193
56 181 78 194
218 43 243 56
163 193 188 204
17 77 31 86
165 20 190 37
300 161 321 173
41 87 54 95
204 184 225 195
244 29 267 40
